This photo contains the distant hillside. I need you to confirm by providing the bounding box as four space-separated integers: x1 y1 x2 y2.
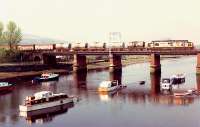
20 34 66 45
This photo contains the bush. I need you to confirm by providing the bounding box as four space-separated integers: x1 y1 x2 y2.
0 48 21 63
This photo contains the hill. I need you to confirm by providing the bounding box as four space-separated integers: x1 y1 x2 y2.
20 34 66 45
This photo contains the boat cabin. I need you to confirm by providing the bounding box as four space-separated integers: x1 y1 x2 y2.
99 80 119 88
41 73 51 78
34 91 54 100
161 78 173 90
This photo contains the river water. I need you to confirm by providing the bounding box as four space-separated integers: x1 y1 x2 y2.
1 56 200 127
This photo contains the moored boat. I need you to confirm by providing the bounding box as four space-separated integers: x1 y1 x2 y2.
33 73 59 82
19 91 78 112
98 80 122 92
139 81 145 85
0 82 14 92
171 74 185 84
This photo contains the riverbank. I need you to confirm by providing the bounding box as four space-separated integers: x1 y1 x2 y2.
0 55 179 81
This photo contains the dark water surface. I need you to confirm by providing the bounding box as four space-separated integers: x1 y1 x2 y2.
1 56 200 127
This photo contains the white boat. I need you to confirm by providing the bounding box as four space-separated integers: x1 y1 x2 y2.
98 80 121 92
161 78 173 91
19 91 78 112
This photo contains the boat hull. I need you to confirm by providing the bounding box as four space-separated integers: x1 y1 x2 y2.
33 75 59 82
98 86 120 92
19 97 76 112
0 85 14 92
19 102 74 118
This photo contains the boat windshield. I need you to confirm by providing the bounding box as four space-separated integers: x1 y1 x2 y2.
162 79 170 83
111 81 118 87
41 73 50 78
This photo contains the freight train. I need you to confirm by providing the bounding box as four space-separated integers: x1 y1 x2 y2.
0 40 194 51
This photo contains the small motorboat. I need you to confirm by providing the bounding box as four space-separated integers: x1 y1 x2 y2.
98 80 121 92
32 73 59 82
0 82 14 92
19 91 78 112
139 81 145 85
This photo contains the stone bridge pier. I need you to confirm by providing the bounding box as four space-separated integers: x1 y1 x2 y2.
73 54 87 72
150 53 161 74
109 54 122 72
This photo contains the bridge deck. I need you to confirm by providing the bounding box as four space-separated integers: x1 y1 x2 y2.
38 50 199 55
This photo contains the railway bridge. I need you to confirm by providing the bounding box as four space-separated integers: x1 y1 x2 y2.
21 49 200 74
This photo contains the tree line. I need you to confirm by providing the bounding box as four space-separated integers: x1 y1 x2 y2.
0 21 22 50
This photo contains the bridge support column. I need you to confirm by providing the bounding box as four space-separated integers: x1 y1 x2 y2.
43 54 57 67
150 53 161 74
196 53 200 75
109 54 122 72
73 54 87 72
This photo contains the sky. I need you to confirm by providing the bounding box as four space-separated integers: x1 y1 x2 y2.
1 0 200 43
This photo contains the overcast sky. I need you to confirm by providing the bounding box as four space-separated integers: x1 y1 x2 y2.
1 0 200 43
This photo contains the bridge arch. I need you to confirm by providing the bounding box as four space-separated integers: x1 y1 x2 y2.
34 56 42 62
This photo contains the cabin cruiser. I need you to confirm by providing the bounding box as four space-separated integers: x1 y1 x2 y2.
161 78 173 91
0 82 14 92
171 74 185 84
33 73 59 82
19 91 78 112
98 80 123 92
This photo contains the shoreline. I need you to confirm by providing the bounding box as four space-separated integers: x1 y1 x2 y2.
0 56 181 82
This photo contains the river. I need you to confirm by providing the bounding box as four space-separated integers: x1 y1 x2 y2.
1 56 200 127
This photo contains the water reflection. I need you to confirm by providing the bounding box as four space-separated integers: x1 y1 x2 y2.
196 74 200 92
1 57 200 127
109 69 122 85
19 102 74 125
98 91 118 102
150 73 161 96
73 70 87 89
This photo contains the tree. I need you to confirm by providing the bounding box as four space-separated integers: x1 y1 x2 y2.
0 22 3 43
3 21 22 50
